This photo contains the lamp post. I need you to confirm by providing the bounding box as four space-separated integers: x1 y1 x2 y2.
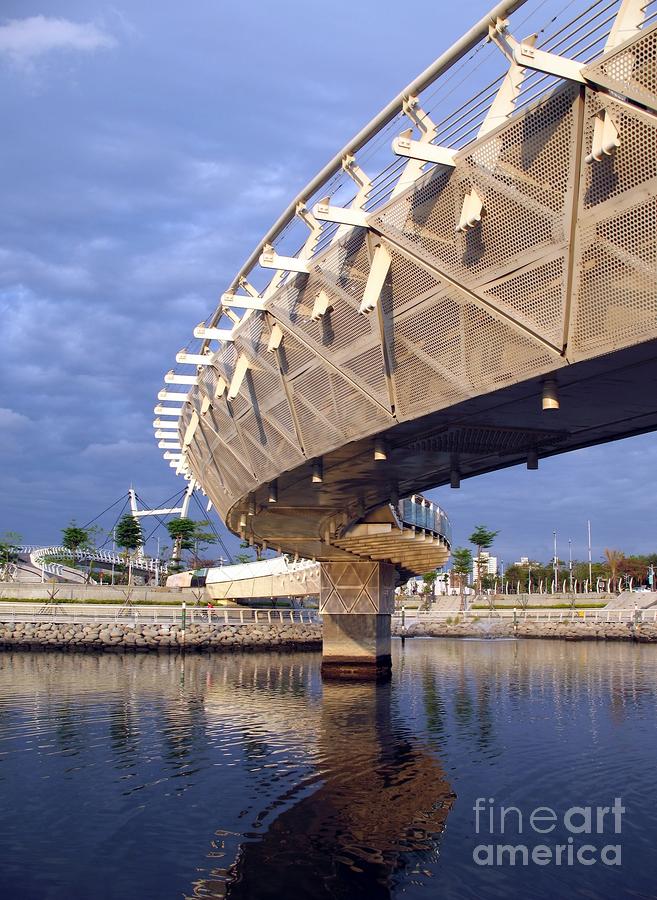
587 520 592 589
553 530 558 592
111 527 116 586
569 538 573 591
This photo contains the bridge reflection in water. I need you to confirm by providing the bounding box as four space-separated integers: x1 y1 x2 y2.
198 680 455 899
3 642 657 898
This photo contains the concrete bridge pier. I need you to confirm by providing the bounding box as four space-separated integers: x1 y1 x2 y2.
320 561 395 680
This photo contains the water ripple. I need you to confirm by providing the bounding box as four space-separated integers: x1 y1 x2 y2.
0 641 656 899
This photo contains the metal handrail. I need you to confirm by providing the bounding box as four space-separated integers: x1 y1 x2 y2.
0 603 320 626
214 0 530 309
394 607 657 623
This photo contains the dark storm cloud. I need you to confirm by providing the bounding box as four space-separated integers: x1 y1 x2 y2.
0 1 655 565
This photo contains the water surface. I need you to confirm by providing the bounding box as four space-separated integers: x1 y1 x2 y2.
1 639 655 899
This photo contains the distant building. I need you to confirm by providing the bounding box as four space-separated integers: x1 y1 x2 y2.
403 570 453 596
472 552 498 581
514 556 530 566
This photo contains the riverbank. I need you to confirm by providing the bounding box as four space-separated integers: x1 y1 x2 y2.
0 621 322 652
2 616 657 651
395 619 657 642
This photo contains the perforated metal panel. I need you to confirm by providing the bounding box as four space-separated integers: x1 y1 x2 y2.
481 252 567 349
581 92 657 213
570 195 657 360
583 21 657 113
372 86 579 290
568 85 657 362
268 266 391 411
391 282 562 421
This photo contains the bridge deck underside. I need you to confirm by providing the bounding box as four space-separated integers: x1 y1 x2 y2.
244 338 657 562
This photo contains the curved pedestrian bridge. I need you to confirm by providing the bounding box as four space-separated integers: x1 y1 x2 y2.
154 0 657 674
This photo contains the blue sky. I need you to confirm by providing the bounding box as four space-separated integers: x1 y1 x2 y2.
0 1 655 567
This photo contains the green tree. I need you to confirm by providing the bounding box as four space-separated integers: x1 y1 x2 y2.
61 522 90 567
166 518 196 570
469 525 499 594
115 515 143 583
603 548 624 592
422 571 437 593
234 540 255 565
451 547 472 607
166 518 217 570
421 571 438 608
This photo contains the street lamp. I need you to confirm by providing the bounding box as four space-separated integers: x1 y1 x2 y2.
569 538 573 591
553 530 558 592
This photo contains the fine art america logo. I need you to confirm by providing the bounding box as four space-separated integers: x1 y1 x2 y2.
472 798 625 867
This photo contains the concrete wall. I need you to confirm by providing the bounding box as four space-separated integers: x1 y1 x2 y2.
0 583 207 603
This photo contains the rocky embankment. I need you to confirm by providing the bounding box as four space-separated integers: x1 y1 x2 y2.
2 617 656 654
0 621 322 652
394 619 657 642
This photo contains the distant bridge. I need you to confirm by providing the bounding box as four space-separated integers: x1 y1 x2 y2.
15 547 165 583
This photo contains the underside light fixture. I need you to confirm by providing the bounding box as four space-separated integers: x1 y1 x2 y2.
527 449 539 470
312 459 323 484
239 512 247 529
247 495 256 517
542 378 560 411
450 467 461 489
374 438 387 461
268 481 278 504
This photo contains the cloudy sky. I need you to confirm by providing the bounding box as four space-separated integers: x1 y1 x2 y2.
0 1 654 568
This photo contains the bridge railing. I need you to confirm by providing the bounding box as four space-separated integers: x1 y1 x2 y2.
393 608 657 624
23 547 168 576
0 603 319 627
398 499 452 545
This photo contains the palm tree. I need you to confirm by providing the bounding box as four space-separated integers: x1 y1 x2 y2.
603 548 624 593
